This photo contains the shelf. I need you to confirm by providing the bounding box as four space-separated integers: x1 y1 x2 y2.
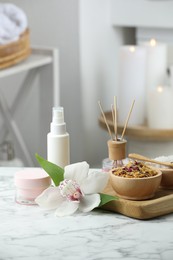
110 0 173 29
99 111 173 141
0 46 59 166
0 47 53 78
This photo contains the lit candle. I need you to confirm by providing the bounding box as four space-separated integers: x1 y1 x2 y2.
118 45 147 126
148 85 173 129
140 39 167 94
169 65 173 88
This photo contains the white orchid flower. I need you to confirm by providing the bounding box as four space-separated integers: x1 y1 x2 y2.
35 161 109 217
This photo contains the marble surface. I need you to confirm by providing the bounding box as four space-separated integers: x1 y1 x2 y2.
1 167 173 260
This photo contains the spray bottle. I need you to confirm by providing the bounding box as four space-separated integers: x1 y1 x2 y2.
47 107 70 168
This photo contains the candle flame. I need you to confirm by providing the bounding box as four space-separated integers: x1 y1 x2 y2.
129 46 135 52
150 38 156 47
157 86 163 93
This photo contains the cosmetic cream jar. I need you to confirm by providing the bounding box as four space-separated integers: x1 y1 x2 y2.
14 168 51 205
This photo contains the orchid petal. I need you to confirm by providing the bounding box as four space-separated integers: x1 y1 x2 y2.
64 161 89 185
79 194 100 213
35 187 63 210
55 200 79 217
81 171 109 194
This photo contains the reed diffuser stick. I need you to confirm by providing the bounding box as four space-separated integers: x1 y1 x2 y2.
98 101 113 140
111 104 115 139
121 100 135 140
114 96 118 140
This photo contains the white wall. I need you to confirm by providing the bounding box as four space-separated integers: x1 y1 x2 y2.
0 0 85 165
79 0 173 165
79 0 135 167
4 0 168 167
0 0 136 167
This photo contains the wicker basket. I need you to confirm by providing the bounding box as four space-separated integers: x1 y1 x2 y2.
0 29 31 69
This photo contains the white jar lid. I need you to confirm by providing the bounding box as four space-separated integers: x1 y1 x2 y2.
14 168 51 189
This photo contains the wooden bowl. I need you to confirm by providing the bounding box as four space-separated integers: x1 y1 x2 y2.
159 168 173 189
110 168 162 200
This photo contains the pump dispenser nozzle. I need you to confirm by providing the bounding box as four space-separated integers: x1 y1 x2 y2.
50 107 66 135
52 107 64 124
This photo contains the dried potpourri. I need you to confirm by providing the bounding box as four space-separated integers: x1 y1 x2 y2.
112 161 158 178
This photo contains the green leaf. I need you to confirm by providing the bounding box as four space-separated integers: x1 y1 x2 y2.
35 153 64 186
99 193 118 207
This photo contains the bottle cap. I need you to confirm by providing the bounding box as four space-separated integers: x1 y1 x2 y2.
52 107 64 124
50 107 66 135
107 139 127 161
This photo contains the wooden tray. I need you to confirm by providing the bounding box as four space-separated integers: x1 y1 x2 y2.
102 179 173 219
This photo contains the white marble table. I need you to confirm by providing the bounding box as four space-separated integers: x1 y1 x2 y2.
1 167 173 260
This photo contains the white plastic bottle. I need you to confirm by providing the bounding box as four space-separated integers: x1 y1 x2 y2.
47 107 70 168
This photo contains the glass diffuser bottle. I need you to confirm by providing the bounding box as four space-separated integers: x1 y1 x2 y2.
102 138 127 172
98 98 135 172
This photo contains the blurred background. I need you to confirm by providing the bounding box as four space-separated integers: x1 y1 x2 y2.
1 0 173 168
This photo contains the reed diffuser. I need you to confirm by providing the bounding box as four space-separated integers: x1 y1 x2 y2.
98 97 135 171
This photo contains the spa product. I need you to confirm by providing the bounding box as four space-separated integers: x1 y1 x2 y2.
14 168 51 205
110 162 162 200
102 139 128 172
128 153 173 168
147 155 173 189
112 161 158 178
47 107 70 168
99 98 134 172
